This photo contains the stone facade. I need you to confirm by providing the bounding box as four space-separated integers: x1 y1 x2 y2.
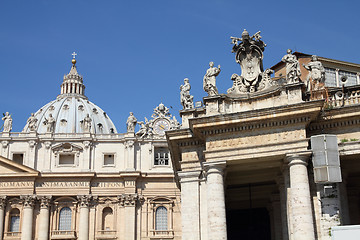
0 59 181 240
167 31 360 240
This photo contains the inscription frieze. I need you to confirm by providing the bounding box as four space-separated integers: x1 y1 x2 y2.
0 181 34 188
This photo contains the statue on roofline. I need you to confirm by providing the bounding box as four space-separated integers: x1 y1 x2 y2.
1 112 12 132
282 49 301 83
180 78 194 109
303 55 325 91
203 61 221 96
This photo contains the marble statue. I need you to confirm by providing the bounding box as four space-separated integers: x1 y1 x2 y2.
136 117 150 138
282 49 301 83
229 29 266 93
27 113 38 131
303 55 325 91
2 112 12 132
180 78 194 109
82 114 92 132
203 62 221 96
44 114 56 133
126 112 137 133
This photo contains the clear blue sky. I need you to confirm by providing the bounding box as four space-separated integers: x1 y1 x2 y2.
1 0 360 133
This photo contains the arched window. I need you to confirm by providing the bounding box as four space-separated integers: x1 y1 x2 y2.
102 207 113 230
155 206 168 230
58 207 72 231
9 208 20 232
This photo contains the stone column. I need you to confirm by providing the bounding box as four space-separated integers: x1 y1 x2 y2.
286 153 315 240
21 195 35 240
178 171 201 240
78 195 91 240
38 196 51 240
204 161 227 240
0 196 7 239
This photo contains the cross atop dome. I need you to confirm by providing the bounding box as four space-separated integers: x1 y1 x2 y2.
71 51 77 65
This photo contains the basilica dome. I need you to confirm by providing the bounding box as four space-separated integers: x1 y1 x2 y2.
23 59 117 134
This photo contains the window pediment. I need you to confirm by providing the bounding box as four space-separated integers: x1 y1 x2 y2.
52 143 83 153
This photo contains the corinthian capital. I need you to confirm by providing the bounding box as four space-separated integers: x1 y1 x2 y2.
77 195 92 207
38 196 52 209
118 194 142 206
21 195 36 208
0 196 7 209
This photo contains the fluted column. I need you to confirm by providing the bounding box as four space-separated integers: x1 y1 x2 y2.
0 196 6 239
38 196 51 240
204 161 227 240
178 171 201 240
21 195 35 240
286 153 315 240
78 195 91 240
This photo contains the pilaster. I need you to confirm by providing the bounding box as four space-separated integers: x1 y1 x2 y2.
178 170 201 240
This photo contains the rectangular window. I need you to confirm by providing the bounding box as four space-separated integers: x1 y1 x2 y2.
104 154 115 166
154 148 169 166
324 68 336 87
59 154 74 165
12 154 24 165
339 70 357 86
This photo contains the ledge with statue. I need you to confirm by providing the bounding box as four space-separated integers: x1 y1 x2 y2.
178 30 309 127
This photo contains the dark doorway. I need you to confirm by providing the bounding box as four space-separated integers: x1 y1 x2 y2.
227 208 271 240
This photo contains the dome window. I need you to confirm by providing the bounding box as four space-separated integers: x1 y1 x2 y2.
49 106 55 111
97 123 103 132
60 119 67 126
63 105 69 110
93 108 98 114
78 105 84 111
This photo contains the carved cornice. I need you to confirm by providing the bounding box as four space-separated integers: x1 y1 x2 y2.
0 196 7 209
77 195 92 208
308 117 360 132
21 195 36 208
177 140 204 147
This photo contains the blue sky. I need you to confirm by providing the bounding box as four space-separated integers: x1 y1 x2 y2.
1 0 360 133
